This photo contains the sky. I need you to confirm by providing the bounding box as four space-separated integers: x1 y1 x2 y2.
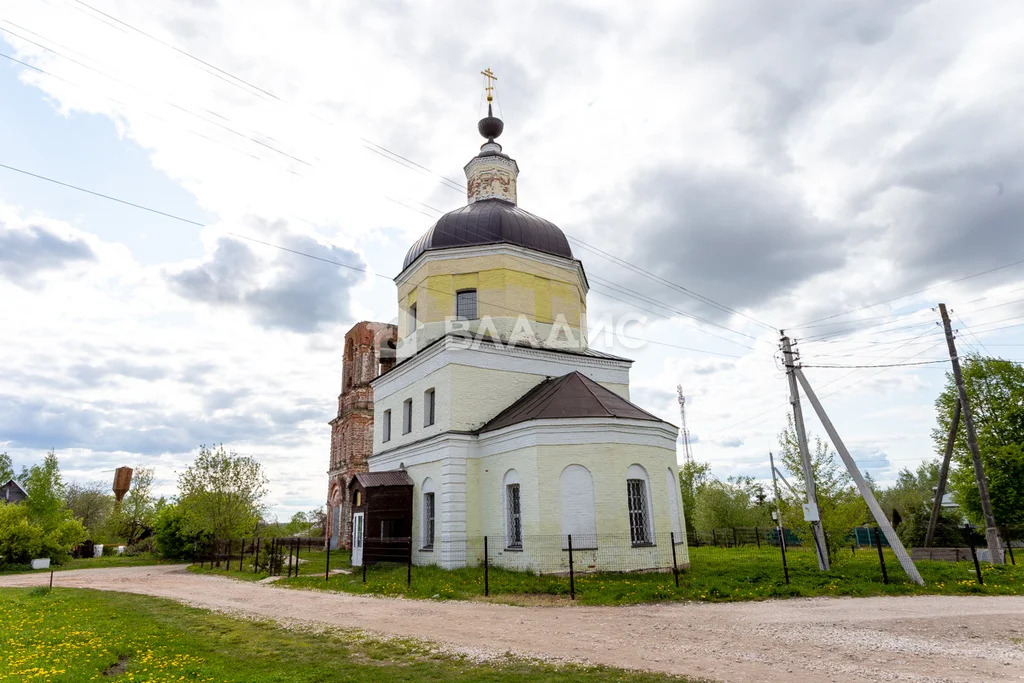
2 1 1024 520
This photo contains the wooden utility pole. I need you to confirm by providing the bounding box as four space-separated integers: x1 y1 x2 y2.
938 303 1003 563
780 334 829 571
925 399 960 547
794 369 925 585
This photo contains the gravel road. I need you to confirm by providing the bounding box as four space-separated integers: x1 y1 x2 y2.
3 564 1023 682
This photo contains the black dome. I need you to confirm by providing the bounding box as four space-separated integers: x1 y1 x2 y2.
402 199 573 270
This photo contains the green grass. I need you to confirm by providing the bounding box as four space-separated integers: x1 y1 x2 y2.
0 554 174 576
0 587 690 682
187 545 1024 606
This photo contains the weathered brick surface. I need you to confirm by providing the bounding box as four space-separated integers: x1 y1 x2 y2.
326 321 396 548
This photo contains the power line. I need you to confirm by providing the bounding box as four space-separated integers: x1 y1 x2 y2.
792 256 1024 328
0 160 743 359
799 359 950 369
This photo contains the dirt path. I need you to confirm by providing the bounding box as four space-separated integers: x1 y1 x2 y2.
3 565 1023 682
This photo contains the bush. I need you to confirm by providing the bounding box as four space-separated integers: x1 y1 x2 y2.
0 504 43 567
125 537 156 556
154 504 204 560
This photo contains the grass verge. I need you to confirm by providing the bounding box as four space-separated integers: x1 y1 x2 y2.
0 554 174 576
190 546 1024 605
0 587 690 682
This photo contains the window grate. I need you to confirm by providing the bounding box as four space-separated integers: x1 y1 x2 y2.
423 492 435 548
627 479 652 546
506 483 522 548
456 289 477 320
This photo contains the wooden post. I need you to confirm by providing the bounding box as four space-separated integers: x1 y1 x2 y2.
407 538 412 587
49 569 53 592
755 527 761 550
362 559 367 583
294 538 300 577
732 527 738 547
671 531 679 588
964 525 984 585
1002 527 1015 566
239 538 245 572
926 399 960 546
567 534 575 601
255 537 261 573
484 536 489 597
779 527 790 584
939 303 1003 563
873 526 888 585
325 542 331 581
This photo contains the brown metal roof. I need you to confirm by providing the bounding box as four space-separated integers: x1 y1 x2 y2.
349 470 414 488
478 371 668 433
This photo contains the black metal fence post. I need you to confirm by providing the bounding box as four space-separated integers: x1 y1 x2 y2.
294 538 300 577
670 531 679 588
484 536 489 597
712 528 717 546
1002 526 1015 566
732 527 738 547
287 540 294 578
964 525 983 585
362 559 367 583
49 569 53 592
779 526 790 585
407 538 412 587
873 526 888 585
239 538 245 572
325 542 331 581
755 527 761 550
567 534 575 601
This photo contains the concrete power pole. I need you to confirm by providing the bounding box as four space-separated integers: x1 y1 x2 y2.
780 334 829 571
938 303 1004 564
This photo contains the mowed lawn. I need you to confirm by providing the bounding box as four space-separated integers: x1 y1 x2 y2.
0 554 175 576
189 544 1024 605
0 587 689 682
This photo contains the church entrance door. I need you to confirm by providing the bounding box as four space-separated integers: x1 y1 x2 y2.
351 512 365 566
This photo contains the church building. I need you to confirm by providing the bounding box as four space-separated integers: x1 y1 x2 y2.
327 81 687 572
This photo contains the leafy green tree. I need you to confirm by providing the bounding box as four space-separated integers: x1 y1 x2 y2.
65 481 114 541
678 460 712 534
878 459 962 547
109 466 157 545
177 445 268 541
691 476 772 531
778 416 867 554
153 503 203 560
933 354 1024 526
0 452 13 482
0 504 42 567
13 451 86 564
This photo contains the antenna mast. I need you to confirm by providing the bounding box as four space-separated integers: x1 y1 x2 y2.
677 384 693 466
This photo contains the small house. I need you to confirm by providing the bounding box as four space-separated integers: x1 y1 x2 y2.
348 470 413 566
1 479 27 504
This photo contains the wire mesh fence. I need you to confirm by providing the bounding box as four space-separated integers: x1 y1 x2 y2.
190 524 1021 600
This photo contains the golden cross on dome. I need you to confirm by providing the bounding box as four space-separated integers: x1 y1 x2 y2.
480 67 497 102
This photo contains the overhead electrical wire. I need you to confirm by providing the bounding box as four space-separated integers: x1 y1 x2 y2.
0 160 744 359
13 6 778 342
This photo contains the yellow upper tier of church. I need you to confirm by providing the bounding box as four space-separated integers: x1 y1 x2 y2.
395 247 588 359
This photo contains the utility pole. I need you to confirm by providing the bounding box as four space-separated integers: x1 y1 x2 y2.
794 368 925 585
925 399 960 547
780 333 829 571
938 303 1003 563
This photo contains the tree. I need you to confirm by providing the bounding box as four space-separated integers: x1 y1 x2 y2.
878 459 962 547
177 444 268 540
109 466 157 545
153 503 203 560
778 416 868 553
11 451 86 564
678 460 712 534
690 476 772 531
65 481 114 540
933 354 1024 527
0 452 13 482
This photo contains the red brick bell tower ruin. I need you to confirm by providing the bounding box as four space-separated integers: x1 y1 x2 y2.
326 321 397 549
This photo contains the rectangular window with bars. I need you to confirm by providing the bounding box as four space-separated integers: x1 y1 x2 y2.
506 483 522 549
456 289 477 320
424 388 435 426
422 492 435 548
627 478 652 546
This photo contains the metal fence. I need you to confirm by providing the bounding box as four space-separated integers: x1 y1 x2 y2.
192 524 1020 600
